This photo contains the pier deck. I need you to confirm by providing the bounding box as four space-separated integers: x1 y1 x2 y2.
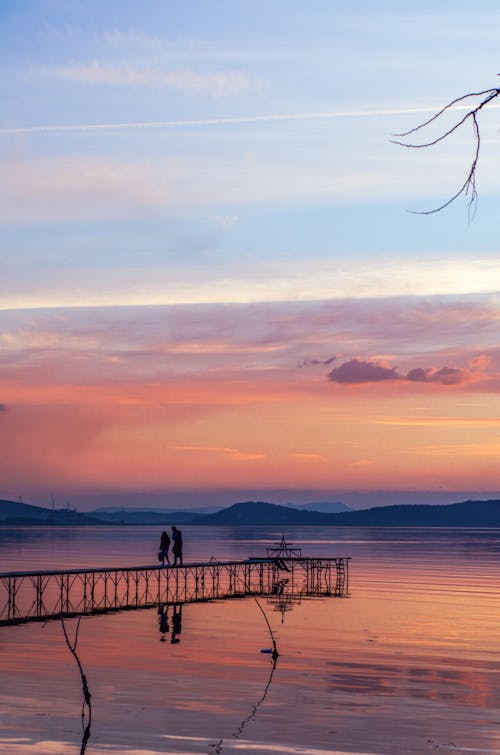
0 556 349 627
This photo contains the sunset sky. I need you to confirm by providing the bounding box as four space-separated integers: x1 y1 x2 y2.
2 1 500 509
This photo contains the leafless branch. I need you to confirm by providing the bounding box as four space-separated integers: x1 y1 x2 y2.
391 84 500 217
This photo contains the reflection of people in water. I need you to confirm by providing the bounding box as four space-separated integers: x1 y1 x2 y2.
157 603 183 644
171 526 183 566
171 603 182 644
158 604 169 642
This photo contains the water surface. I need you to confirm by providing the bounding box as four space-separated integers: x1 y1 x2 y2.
0 526 499 754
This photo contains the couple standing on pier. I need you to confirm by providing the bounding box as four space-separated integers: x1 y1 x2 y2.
159 526 183 567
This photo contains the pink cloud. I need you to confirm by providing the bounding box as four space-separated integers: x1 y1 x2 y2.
406 366 472 385
298 354 336 368
327 358 400 384
469 354 491 372
329 359 474 386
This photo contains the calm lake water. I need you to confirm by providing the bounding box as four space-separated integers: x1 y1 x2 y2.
0 526 499 755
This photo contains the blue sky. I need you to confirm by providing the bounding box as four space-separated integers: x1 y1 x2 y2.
2 1 500 309
2 2 500 506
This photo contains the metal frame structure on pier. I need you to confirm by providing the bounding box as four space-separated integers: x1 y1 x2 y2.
0 557 349 627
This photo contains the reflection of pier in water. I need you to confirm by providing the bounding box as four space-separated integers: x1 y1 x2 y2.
0 556 349 626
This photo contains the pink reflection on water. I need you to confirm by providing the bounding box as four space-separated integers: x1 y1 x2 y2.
0 527 500 754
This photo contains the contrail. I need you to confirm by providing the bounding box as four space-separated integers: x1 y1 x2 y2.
2 104 493 136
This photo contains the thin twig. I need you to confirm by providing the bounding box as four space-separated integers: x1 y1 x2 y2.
392 83 500 216
231 655 277 740
392 88 499 139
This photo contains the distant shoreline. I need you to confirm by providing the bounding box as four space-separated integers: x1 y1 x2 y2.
1 498 500 528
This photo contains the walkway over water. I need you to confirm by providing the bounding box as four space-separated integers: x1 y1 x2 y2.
0 557 349 627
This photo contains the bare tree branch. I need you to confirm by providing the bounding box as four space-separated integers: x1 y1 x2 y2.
391 84 500 216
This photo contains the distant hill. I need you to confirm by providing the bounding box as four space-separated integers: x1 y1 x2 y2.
90 509 201 525
194 499 500 527
195 501 347 526
92 504 221 515
2 497 499 527
329 499 500 527
287 501 351 514
0 499 105 526
0 499 203 526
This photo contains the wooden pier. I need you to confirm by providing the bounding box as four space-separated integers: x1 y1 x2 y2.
0 556 349 627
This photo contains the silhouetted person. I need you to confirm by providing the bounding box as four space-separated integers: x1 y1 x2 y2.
171 526 183 566
159 530 171 566
171 603 182 644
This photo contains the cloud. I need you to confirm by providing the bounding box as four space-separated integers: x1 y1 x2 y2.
406 366 472 385
329 358 474 386
101 29 164 50
0 403 8 412
206 214 240 230
0 156 172 224
373 417 500 427
5 251 500 310
469 354 491 372
48 63 254 97
289 453 327 462
328 358 399 384
172 445 265 461
2 302 499 394
298 355 336 368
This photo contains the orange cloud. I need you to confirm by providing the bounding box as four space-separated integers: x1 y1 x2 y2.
2 300 500 501
172 445 266 461
289 453 327 462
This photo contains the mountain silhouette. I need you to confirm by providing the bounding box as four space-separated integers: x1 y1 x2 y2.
0 498 104 525
286 501 351 513
194 501 334 525
194 499 500 527
1 497 499 527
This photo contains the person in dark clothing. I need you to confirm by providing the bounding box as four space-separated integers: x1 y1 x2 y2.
159 530 171 566
171 526 183 566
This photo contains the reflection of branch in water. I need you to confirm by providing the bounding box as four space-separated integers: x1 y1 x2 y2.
208 655 278 754
232 652 277 739
60 617 92 754
207 556 280 755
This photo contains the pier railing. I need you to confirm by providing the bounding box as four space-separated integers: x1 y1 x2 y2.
0 557 349 627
